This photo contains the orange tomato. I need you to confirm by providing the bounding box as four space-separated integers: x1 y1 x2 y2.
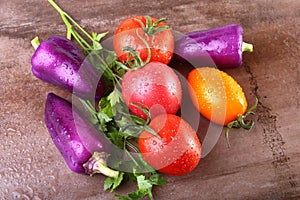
188 67 248 126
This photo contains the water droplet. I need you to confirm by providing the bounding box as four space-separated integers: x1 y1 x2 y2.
7 127 16 132
62 63 68 69
21 194 30 200
51 186 57 193
25 185 34 197
170 135 176 141
11 191 21 199
33 195 42 200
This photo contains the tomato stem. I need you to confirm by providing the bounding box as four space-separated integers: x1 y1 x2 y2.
130 102 151 122
127 102 162 139
123 45 144 68
124 145 140 167
225 97 258 147
136 29 151 65
121 28 152 69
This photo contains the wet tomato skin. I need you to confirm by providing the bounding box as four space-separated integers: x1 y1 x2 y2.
114 16 174 64
188 67 248 125
138 114 201 176
121 61 182 119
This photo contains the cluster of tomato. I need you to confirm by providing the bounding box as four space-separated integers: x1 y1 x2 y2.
113 16 253 176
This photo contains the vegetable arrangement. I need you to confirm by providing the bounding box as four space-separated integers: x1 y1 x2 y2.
30 0 257 199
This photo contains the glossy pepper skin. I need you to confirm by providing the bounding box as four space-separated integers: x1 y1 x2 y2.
44 93 111 174
174 24 253 69
31 36 105 99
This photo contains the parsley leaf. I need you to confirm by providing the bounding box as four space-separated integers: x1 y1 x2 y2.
128 175 154 200
107 88 122 107
104 172 124 192
115 172 166 200
92 32 108 50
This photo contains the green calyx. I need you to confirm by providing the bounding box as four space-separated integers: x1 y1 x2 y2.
225 97 259 147
134 16 169 36
117 16 169 70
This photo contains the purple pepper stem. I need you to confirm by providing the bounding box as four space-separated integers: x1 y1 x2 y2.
242 42 253 52
83 152 119 179
31 36 40 50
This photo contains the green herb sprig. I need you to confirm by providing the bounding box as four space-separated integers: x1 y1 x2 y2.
47 1 167 199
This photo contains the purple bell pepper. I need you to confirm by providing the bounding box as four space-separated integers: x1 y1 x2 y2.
45 92 119 178
31 36 106 99
174 24 253 69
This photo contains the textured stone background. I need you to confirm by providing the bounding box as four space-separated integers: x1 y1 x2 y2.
0 0 299 199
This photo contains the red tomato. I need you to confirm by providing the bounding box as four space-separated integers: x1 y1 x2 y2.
138 114 201 176
114 16 174 65
121 61 182 119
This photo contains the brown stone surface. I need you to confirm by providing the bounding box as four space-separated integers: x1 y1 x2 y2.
0 0 300 199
